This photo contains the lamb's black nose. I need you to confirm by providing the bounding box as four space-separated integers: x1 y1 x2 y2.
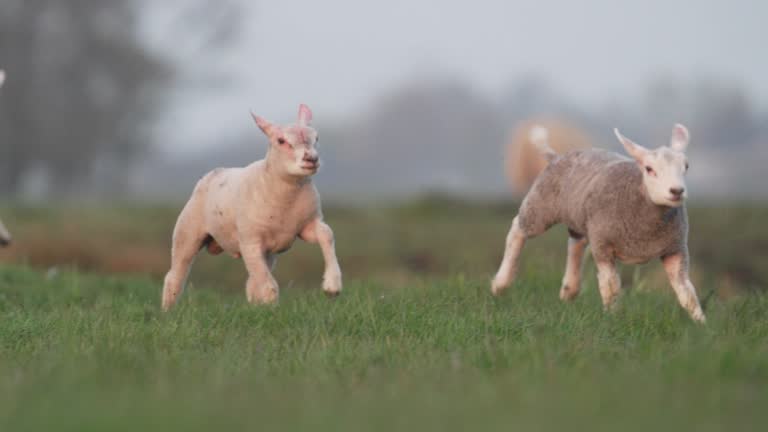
303 153 318 163
669 187 685 197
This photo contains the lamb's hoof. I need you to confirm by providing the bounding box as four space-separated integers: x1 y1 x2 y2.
322 272 342 299
247 284 279 305
559 285 579 301
250 293 279 305
161 291 178 312
691 309 707 324
490 278 507 297
602 301 620 314
249 297 279 306
324 289 341 299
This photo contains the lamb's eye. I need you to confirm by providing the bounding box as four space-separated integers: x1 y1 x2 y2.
277 138 286 145
645 166 654 174
685 162 689 171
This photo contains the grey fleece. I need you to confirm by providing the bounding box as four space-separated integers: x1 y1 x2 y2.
518 149 687 264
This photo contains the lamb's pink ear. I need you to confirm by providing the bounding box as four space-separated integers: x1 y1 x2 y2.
298 104 313 126
251 111 274 136
0 70 5 88
669 123 690 153
614 128 649 163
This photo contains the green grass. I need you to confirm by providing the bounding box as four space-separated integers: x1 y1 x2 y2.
1 263 767 431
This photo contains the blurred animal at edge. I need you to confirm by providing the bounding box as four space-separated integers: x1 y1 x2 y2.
0 70 12 247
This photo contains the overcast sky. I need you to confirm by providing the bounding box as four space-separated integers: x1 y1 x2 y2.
151 0 768 154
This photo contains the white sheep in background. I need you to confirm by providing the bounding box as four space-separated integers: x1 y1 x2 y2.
505 120 592 196
491 124 705 323
0 69 11 247
161 104 342 310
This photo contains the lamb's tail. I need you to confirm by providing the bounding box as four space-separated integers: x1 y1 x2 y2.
529 125 556 162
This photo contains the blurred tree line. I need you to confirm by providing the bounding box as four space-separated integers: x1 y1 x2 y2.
362 76 767 199
309 77 768 200
0 0 239 198
131 74 768 202
2 1 765 201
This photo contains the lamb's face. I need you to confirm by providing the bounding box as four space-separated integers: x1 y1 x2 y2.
638 146 688 207
252 104 321 178
614 124 691 208
271 125 321 177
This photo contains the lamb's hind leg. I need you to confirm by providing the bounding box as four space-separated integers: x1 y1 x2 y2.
560 231 588 301
491 216 528 296
162 207 207 311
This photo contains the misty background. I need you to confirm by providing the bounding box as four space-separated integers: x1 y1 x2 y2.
1 0 767 203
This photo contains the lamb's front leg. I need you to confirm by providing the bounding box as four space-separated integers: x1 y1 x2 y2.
241 243 279 304
662 252 706 323
300 219 342 297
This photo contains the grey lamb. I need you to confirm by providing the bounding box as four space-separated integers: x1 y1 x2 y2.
491 124 705 322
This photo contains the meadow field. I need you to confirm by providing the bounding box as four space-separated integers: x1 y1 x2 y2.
0 199 766 430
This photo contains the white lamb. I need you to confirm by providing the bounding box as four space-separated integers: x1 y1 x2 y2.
161 104 342 310
492 124 705 322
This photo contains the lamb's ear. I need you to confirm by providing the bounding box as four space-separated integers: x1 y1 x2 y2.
0 70 5 88
669 123 690 153
298 104 312 127
614 128 649 163
251 111 274 136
